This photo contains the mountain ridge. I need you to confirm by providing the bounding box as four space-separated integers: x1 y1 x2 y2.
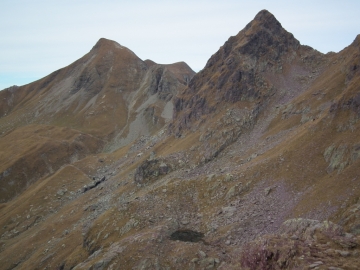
172 10 322 140
0 9 360 270
0 38 195 202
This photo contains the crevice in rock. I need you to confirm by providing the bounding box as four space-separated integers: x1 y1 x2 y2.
82 176 106 193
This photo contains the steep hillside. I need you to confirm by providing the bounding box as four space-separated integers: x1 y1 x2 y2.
0 39 194 202
0 38 194 141
0 10 359 270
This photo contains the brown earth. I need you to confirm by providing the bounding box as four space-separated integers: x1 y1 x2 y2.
0 9 360 270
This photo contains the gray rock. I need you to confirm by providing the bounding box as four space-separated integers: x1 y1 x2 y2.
149 151 156 160
92 260 104 270
225 186 236 200
199 257 215 267
222 206 236 217
225 173 233 181
198 250 206 258
159 162 169 174
336 250 350 257
264 187 272 196
56 189 67 196
181 220 189 225
308 261 323 268
206 174 215 182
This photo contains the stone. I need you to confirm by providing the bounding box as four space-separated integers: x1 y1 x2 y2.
56 189 67 196
222 206 236 217
225 186 236 200
149 151 156 160
134 158 172 184
198 250 207 258
181 220 189 225
199 257 215 268
264 187 272 196
308 261 323 268
336 237 357 249
159 162 169 174
225 173 233 181
206 174 215 182
336 250 350 257
92 260 104 270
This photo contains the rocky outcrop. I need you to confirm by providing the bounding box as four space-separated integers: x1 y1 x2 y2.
147 65 179 101
239 219 360 270
82 176 106 193
134 157 172 185
172 10 305 136
324 143 360 173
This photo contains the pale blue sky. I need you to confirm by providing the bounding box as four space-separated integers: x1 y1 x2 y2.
0 0 359 90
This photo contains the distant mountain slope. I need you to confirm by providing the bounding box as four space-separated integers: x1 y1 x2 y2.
0 38 194 141
0 38 195 202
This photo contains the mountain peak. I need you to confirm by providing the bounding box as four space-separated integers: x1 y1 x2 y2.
174 10 302 134
202 10 299 72
92 38 124 51
237 10 300 58
352 34 360 47
144 59 157 67
253 9 281 26
244 9 285 36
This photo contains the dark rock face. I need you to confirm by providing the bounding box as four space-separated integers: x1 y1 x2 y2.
82 176 106 193
71 67 102 95
173 94 212 134
134 158 172 185
147 65 181 101
240 10 300 58
148 66 165 95
172 10 302 135
170 229 204 242
329 46 360 117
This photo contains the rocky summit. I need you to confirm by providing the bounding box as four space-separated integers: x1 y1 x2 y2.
0 9 360 270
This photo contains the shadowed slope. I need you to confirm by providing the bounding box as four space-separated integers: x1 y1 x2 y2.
173 10 314 135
